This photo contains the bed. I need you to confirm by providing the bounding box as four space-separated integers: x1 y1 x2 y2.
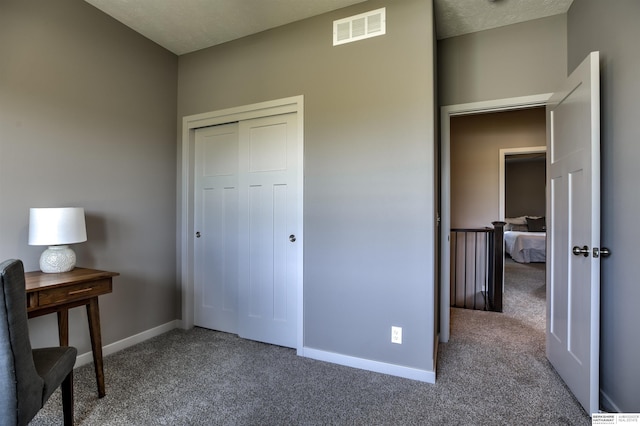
504 231 546 263
503 216 546 263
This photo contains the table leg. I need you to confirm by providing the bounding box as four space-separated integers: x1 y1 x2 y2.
57 309 69 346
86 297 106 398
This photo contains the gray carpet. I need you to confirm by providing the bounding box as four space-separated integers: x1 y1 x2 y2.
32 261 590 425
503 257 547 330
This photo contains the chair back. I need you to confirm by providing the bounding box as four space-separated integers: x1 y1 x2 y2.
0 259 44 424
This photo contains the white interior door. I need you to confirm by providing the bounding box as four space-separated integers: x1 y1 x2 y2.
546 51 600 415
238 113 299 348
194 123 240 333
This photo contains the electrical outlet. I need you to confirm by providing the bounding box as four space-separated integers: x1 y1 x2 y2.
391 326 402 344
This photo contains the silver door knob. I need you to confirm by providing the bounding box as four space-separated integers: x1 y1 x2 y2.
289 234 296 242
572 245 589 257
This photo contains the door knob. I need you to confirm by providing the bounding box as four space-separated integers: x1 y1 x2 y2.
289 234 296 242
196 232 201 238
572 245 589 257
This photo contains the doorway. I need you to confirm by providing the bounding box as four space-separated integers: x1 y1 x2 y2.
440 93 551 343
501 148 547 325
449 108 547 320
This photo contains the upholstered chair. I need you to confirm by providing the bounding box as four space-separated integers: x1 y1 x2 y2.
0 259 77 426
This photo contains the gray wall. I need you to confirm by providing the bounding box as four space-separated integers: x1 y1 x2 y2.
567 0 640 413
0 0 178 352
505 158 546 218
438 15 567 106
178 0 437 372
451 108 546 228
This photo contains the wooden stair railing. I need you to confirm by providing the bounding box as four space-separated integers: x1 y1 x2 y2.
450 221 505 312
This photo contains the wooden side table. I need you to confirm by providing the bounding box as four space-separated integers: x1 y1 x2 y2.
25 267 119 398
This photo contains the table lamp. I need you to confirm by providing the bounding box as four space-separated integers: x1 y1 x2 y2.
28 207 87 273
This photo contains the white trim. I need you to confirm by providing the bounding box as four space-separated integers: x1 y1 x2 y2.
498 146 546 220
440 93 551 343
179 96 305 354
303 347 436 383
74 320 436 384
74 320 180 368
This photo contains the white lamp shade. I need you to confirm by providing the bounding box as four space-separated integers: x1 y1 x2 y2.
28 207 87 246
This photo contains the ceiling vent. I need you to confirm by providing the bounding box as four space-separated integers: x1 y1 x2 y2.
333 8 386 46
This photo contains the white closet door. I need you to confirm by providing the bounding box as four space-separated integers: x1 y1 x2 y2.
237 113 299 348
194 123 239 334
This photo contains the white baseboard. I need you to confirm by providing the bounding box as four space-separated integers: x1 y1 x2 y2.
74 323 437 385
302 347 436 384
74 320 180 368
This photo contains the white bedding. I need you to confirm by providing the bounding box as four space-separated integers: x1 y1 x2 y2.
504 231 546 263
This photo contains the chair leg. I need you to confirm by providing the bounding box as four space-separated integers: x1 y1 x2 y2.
62 371 74 426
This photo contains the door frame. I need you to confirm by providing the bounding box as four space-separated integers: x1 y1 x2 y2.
179 96 304 354
440 93 551 343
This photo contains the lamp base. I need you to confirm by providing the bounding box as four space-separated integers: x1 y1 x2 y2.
40 245 77 273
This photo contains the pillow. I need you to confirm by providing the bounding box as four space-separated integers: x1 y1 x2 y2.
506 223 529 232
526 216 546 232
505 216 528 225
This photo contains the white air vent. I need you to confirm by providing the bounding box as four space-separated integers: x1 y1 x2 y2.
333 8 386 46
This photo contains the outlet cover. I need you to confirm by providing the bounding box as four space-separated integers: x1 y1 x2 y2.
391 326 402 344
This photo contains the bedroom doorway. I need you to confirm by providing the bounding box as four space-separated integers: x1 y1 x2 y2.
440 94 551 343
449 108 547 316
500 147 548 323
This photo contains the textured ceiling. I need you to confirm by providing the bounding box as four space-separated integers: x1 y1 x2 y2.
434 0 573 39
84 0 367 55
84 0 574 55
